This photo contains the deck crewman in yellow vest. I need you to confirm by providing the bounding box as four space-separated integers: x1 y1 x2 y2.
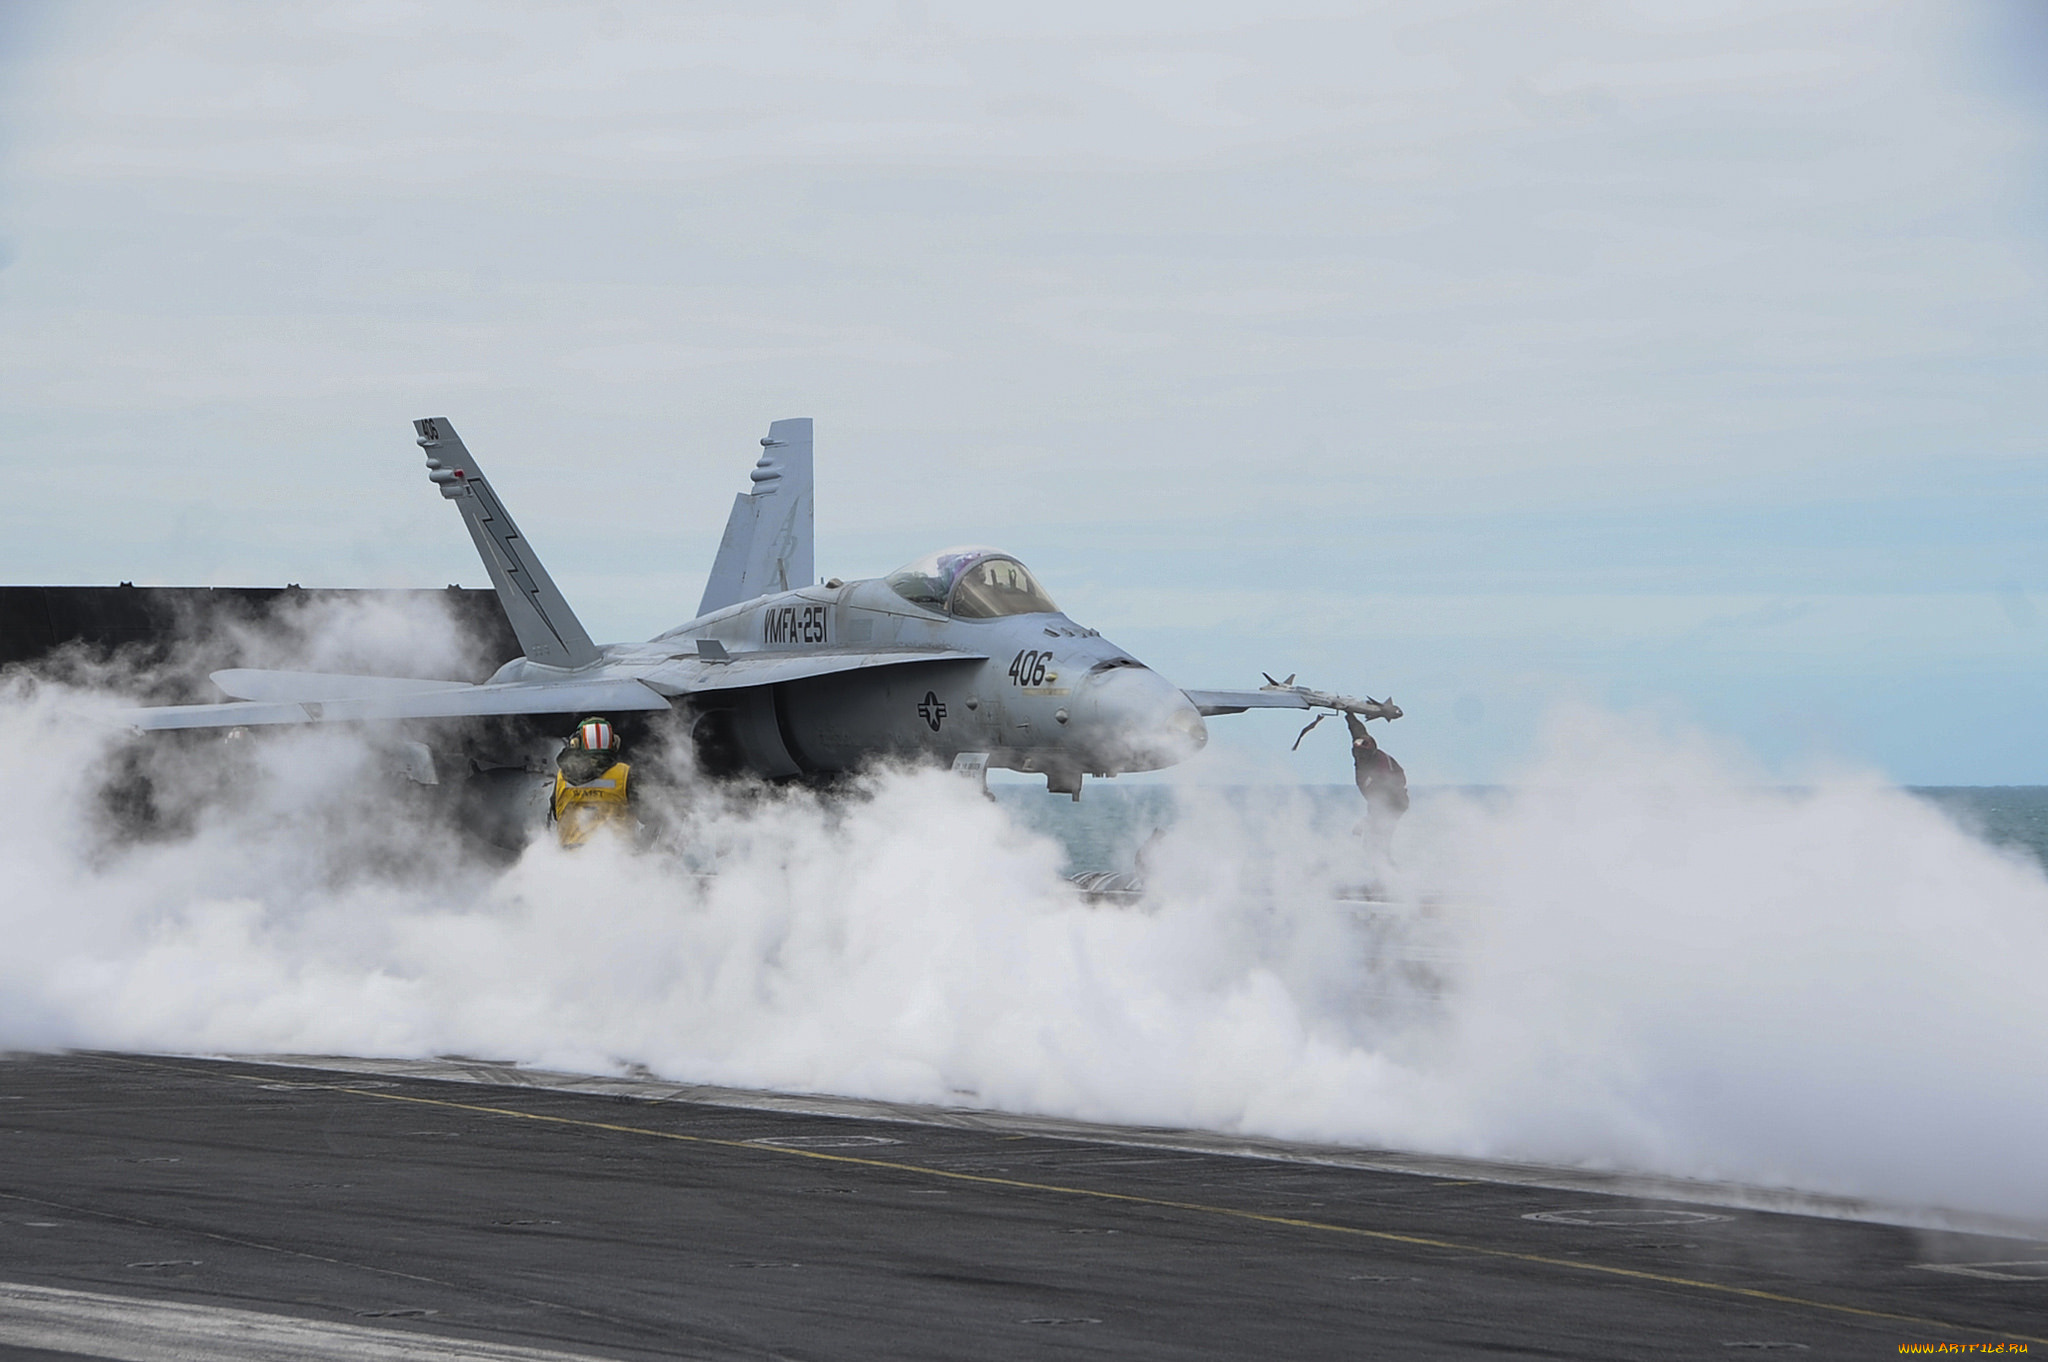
550 716 634 848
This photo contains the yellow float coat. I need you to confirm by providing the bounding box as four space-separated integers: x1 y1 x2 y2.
552 761 631 847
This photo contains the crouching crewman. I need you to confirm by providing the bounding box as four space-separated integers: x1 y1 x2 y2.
550 716 635 848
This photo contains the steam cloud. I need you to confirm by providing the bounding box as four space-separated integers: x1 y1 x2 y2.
3 632 2045 1223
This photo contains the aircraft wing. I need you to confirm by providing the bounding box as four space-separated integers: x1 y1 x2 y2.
122 650 988 731
211 670 474 702
1185 685 1402 721
648 647 987 695
123 676 671 731
1182 689 1316 717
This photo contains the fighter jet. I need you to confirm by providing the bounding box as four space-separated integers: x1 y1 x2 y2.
126 418 1398 798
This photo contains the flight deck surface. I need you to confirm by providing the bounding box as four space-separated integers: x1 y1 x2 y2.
0 1051 2040 1359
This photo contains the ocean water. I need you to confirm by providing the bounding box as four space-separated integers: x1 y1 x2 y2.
1911 787 2048 873
992 782 1184 876
1005 783 2048 879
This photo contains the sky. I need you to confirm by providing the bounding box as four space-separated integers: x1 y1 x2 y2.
1 0 2044 784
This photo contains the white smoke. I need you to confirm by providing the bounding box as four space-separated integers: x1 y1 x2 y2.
3 669 2046 1223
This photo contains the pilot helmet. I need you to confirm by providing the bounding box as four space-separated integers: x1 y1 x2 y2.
567 717 620 753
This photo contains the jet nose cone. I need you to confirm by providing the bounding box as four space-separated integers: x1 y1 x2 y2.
1071 665 1208 773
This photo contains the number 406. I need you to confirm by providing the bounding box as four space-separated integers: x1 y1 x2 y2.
1007 650 1050 686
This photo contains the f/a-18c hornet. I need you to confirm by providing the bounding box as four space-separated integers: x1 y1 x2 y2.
126 418 1400 800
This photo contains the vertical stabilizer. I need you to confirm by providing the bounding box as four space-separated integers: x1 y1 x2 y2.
696 417 814 617
413 417 601 670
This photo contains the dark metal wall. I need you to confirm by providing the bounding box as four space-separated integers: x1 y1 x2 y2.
0 585 523 700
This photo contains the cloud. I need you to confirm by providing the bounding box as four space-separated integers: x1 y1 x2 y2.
1 1 2043 780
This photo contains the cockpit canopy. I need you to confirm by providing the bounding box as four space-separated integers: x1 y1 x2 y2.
885 546 1060 619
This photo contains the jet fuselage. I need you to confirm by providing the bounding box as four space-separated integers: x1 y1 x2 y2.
489 572 1208 793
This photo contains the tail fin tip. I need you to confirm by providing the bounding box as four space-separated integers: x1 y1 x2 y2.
412 416 600 669
697 417 816 617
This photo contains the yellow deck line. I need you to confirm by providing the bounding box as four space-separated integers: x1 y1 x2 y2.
266 1078 2043 1347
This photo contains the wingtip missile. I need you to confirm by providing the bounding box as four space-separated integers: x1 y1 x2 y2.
1260 677 1402 724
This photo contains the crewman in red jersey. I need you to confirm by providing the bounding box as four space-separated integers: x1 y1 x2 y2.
1347 711 1408 859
